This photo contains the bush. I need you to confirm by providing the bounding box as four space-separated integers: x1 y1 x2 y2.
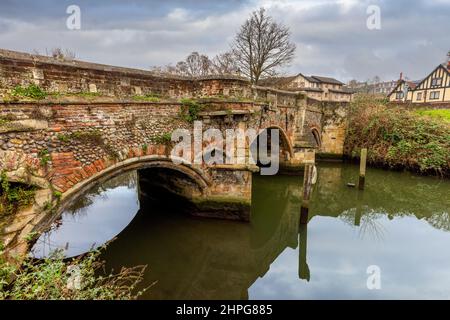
344 95 450 176
0 245 148 300
180 98 203 123
153 132 172 144
0 172 35 216
38 149 51 166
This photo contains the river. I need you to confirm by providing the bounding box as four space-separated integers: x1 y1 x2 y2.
31 163 450 299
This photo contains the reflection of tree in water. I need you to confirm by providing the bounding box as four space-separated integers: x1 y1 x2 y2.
339 208 386 240
428 212 450 232
340 207 450 236
65 171 137 216
312 163 450 233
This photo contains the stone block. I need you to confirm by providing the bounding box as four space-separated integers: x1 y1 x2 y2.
89 83 97 93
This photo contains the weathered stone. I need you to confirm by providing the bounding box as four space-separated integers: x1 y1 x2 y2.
0 48 344 260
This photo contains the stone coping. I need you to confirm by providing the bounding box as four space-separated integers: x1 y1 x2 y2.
198 110 255 117
252 85 306 96
0 99 267 106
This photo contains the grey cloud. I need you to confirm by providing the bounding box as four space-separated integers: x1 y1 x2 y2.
0 0 449 82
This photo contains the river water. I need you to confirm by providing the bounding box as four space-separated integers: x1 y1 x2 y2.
31 163 450 299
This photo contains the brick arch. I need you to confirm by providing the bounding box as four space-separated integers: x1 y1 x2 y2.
311 127 322 148
260 125 294 158
60 155 212 203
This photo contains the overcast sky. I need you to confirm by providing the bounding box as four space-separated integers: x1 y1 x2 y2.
0 0 449 82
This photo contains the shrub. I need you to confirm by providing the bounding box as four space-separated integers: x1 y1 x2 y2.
344 95 450 176
180 98 203 123
57 134 70 143
0 172 35 216
53 191 62 201
153 132 172 144
38 149 51 166
0 246 148 300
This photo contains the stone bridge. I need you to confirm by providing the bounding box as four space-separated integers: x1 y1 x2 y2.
0 49 347 257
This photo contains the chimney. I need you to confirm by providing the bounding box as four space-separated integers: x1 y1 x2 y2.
399 72 403 80
447 51 450 70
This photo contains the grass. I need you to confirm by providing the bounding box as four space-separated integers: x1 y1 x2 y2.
132 93 161 102
415 109 450 123
11 84 47 100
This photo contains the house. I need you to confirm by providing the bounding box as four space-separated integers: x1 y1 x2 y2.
388 76 420 102
259 73 354 102
388 52 450 103
347 80 398 96
369 80 398 95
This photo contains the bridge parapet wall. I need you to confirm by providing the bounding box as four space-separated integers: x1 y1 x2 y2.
0 49 249 99
0 49 309 110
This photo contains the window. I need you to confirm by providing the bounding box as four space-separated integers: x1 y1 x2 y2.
429 91 440 100
395 92 404 99
416 92 422 101
431 78 442 86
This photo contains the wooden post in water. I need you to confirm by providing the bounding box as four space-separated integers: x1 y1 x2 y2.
354 189 364 226
358 148 367 190
300 161 314 224
298 223 310 281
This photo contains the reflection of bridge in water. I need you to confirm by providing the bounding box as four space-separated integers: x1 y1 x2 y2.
102 163 450 300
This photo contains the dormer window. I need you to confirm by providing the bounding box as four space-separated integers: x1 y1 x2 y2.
431 78 442 86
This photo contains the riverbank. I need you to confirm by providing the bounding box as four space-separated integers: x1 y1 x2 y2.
0 243 147 300
343 95 450 177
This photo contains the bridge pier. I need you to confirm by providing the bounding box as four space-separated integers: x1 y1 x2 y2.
137 164 256 222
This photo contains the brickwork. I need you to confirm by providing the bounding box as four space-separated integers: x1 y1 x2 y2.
0 48 347 258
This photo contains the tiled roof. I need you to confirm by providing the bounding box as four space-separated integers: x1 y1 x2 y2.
311 75 344 85
258 76 297 87
329 88 355 94
406 80 420 90
302 87 323 92
259 73 346 88
300 74 320 83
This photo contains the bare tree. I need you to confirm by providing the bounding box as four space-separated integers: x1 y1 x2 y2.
232 8 296 84
184 52 212 76
32 48 77 61
211 51 240 75
150 52 213 77
372 75 381 84
47 48 76 60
